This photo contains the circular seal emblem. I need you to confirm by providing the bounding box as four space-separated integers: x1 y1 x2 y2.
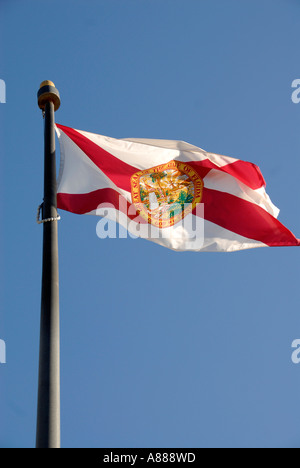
131 160 203 228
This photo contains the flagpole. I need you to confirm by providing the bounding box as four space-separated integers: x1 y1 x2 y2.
36 81 61 448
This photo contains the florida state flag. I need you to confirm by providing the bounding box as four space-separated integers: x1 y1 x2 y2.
55 124 300 252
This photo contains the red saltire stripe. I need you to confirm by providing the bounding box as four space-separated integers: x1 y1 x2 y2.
57 187 300 247
198 188 300 247
57 124 137 193
57 124 265 191
189 159 265 190
57 188 147 223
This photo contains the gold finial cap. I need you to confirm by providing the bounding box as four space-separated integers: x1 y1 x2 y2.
40 80 55 88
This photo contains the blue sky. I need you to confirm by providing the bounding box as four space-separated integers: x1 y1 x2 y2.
1 0 300 448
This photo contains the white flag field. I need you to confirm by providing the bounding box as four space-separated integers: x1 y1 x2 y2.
55 124 300 252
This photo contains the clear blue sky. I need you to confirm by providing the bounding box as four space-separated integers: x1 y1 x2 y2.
1 0 300 448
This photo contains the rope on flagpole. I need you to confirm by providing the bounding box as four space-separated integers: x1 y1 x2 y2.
36 204 61 224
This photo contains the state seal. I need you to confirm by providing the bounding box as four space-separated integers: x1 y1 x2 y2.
130 160 203 228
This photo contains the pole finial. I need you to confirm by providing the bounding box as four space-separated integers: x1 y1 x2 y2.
40 80 55 88
37 80 61 112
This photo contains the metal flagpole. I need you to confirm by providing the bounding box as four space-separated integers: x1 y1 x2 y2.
36 81 61 448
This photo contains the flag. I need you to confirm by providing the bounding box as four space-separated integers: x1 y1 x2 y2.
55 124 300 252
